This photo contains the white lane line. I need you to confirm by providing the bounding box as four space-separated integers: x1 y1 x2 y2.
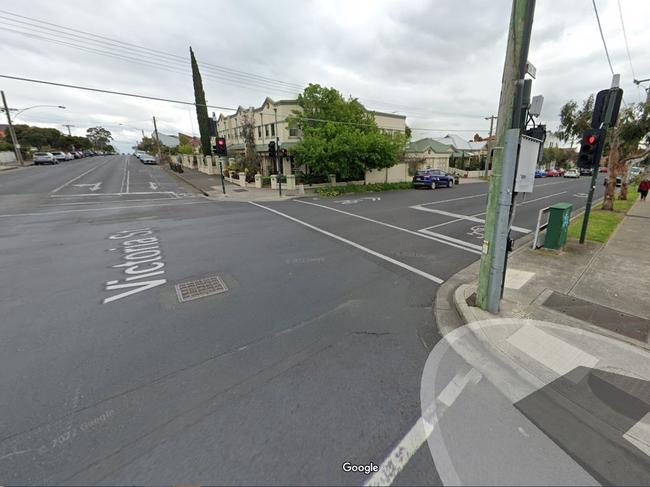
411 206 531 234
120 158 127 193
295 199 481 254
250 202 445 284
519 190 567 205
50 160 110 194
623 412 650 457
0 200 210 218
366 368 481 486
126 168 130 194
419 192 487 207
418 229 483 251
51 191 179 197
44 197 183 207
421 211 487 231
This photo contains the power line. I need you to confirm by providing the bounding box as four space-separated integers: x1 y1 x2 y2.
0 74 237 111
616 0 643 101
0 9 304 91
591 0 614 76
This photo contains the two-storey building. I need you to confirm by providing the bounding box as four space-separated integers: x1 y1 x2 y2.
215 97 406 175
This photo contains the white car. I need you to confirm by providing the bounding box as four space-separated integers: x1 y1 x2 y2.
33 152 57 165
50 151 67 162
140 154 157 165
564 169 579 178
65 152 75 160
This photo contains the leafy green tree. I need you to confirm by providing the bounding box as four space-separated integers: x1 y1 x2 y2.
190 47 211 156
177 144 194 155
86 126 113 150
557 95 594 147
137 137 158 154
288 84 406 180
541 146 575 168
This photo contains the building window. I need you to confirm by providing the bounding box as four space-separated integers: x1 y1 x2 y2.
270 123 275 137
265 125 269 137
289 127 301 137
257 126 261 138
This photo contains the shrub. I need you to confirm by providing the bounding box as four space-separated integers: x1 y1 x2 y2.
314 181 412 197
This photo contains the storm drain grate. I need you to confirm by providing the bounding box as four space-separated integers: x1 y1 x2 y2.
175 275 228 303
233 188 248 192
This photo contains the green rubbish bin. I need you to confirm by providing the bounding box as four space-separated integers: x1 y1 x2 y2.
544 202 573 249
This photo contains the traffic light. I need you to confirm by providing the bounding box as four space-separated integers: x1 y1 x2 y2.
268 141 276 158
576 129 605 169
213 137 227 156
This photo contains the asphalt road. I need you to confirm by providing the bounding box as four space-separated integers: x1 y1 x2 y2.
0 158 607 485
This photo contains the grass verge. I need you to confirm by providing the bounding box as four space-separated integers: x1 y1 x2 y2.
567 187 639 242
315 182 413 197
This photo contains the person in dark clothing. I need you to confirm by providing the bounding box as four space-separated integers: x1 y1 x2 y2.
639 178 649 201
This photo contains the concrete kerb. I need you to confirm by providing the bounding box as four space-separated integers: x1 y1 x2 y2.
433 195 606 338
160 164 210 197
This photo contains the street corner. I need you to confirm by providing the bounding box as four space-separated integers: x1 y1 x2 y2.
419 319 650 486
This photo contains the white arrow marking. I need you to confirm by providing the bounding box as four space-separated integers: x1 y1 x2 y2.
73 182 102 192
149 182 159 191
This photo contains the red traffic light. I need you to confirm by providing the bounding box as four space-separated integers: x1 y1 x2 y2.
585 134 597 145
217 140 224 146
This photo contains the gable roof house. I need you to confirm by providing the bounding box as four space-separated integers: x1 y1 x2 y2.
404 138 454 171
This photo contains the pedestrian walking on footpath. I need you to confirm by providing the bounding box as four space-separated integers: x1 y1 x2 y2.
638 178 649 201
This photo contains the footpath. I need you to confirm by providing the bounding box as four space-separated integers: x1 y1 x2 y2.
435 197 650 348
161 164 302 202
430 198 650 485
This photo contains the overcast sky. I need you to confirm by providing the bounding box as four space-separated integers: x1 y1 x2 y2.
1 0 648 153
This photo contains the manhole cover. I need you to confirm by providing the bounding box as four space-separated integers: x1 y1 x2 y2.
175 275 228 303
233 188 248 192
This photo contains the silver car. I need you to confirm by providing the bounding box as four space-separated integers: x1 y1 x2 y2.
50 151 67 162
33 152 57 165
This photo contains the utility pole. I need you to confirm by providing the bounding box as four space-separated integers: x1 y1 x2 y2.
1 91 23 166
484 115 496 178
62 124 74 136
274 107 282 197
152 116 163 163
212 112 226 195
476 0 536 313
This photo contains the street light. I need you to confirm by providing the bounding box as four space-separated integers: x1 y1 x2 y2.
7 105 67 121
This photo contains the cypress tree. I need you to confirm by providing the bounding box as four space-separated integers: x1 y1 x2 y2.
190 47 212 156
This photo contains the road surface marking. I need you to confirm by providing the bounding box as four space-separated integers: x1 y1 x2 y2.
149 182 158 190
73 182 102 191
366 368 481 486
250 202 444 284
506 326 599 378
422 211 487 230
419 192 487 207
519 190 567 205
50 159 110 193
44 197 185 207
50 191 179 197
0 200 210 218
126 169 130 193
623 412 650 457
295 199 481 254
418 228 483 251
120 157 127 193
411 206 531 234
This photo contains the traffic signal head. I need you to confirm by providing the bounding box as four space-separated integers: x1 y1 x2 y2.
213 137 227 156
577 129 605 169
268 141 276 157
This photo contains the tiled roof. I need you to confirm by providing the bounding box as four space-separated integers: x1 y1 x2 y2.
405 138 453 154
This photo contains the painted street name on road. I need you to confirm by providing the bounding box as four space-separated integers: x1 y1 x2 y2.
103 228 167 303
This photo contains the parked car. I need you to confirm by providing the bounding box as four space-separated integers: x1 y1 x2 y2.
630 167 643 178
564 169 579 178
534 169 547 178
33 152 57 165
140 154 158 165
546 169 560 177
83 150 94 157
579 167 594 176
74 151 84 158
412 169 455 189
50 151 67 162
598 166 608 173
64 152 74 161
604 176 622 187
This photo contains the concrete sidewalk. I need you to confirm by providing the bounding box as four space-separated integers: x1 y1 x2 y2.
161 164 299 201
435 197 650 349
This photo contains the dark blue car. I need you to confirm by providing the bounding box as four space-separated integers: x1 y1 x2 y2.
412 169 456 189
